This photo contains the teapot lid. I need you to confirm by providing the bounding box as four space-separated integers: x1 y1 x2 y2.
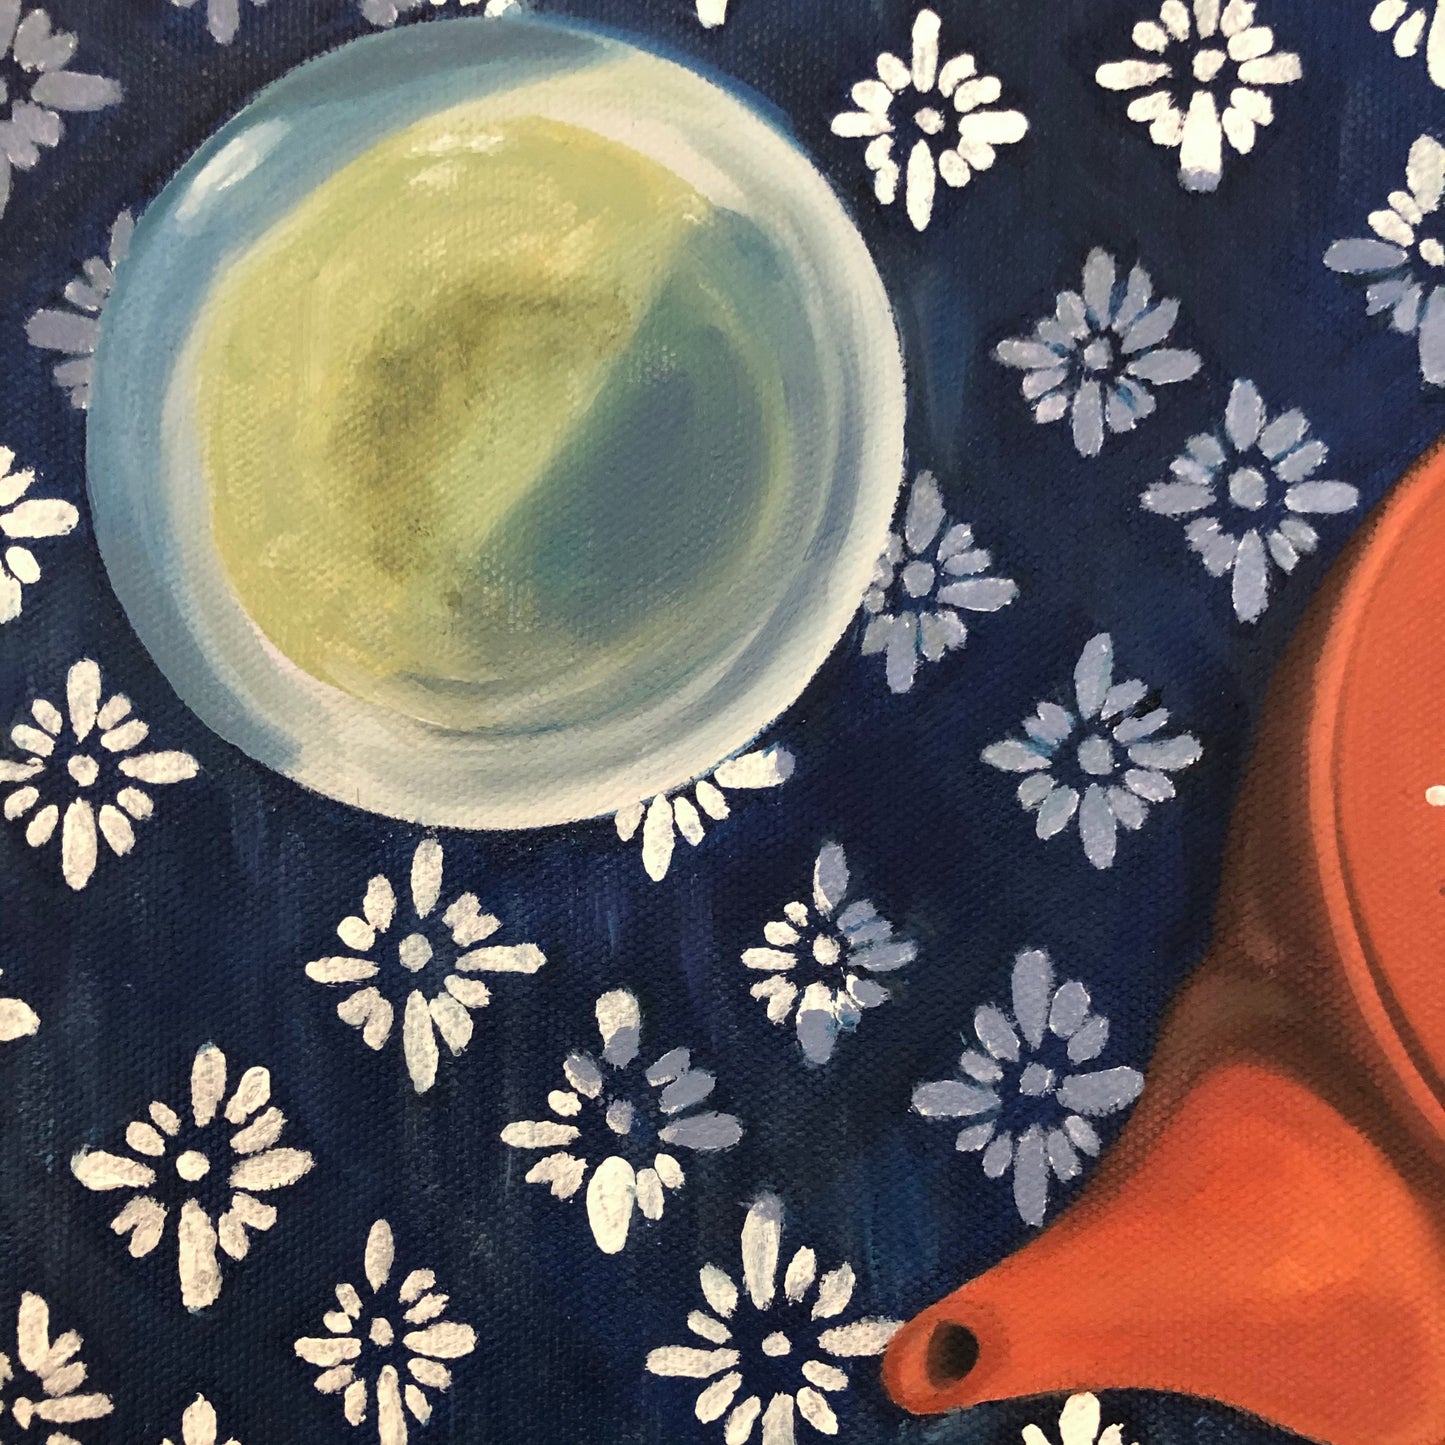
1314 434 1445 1140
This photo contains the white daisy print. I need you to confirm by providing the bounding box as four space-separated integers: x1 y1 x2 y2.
861 471 1018 694
697 0 727 25
1325 134 1445 385
913 949 1145 1227
1096 0 1302 193
25 209 133 410
982 634 1202 870
71 1043 314 1310
0 968 38 1042
615 745 794 884
306 837 545 1095
0 659 200 891
0 446 77 622
160 1395 240 1445
0 1292 113 1443
501 988 743 1254
744 842 915 1066
1143 380 1359 622
0 5 121 219
995 250 1201 457
646 1194 900 1442
1023 1392 1137 1445
296 1219 475 1445
358 0 515 25
831 8 1028 231
1371 0 1445 85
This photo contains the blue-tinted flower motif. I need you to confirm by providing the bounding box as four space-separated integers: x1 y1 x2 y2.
743 842 915 1065
26 209 133 410
0 5 121 221
995 250 1201 457
500 990 743 1254
169 0 264 44
358 0 514 24
912 948 1144 1226
1143 380 1359 622
982 633 1201 869
1325 135 1445 385
861 472 1017 694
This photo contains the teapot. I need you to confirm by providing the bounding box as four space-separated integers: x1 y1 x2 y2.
883 438 1445 1445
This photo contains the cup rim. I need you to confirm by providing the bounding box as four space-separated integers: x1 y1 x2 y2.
86 14 907 830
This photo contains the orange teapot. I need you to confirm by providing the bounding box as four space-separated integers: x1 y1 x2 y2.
883 439 1445 1445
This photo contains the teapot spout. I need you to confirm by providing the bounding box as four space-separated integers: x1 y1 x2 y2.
886 437 1445 1445
882 988 1445 1445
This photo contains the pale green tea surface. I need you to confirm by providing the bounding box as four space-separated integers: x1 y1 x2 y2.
199 108 787 732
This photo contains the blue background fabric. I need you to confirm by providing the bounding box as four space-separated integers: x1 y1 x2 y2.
0 1 1435 1441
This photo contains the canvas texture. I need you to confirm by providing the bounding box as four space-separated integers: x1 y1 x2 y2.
0 1 1433 1442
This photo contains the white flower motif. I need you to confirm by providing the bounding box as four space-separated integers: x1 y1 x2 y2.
697 0 727 25
913 949 1145 1227
646 1194 900 1442
1023 1392 1138 1445
26 209 133 410
71 1043 315 1310
0 659 200 891
615 745 794 884
994 250 1201 457
1143 380 1360 622
358 0 515 25
1324 135 1445 386
0 447 76 622
1096 0 1301 193
296 1220 475 1445
830 8 1028 232
743 842 915 1065
0 5 121 220
861 471 1018 694
0 968 38 1042
0 1292 113 1443
501 988 743 1254
160 1395 240 1445
169 0 265 45
1428 783 1445 805
982 634 1202 870
1371 0 1445 84
306 838 545 1095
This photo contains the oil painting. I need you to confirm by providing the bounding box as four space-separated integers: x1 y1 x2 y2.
0 2 1441 1443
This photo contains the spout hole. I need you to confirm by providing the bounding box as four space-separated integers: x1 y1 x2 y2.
925 1322 980 1388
